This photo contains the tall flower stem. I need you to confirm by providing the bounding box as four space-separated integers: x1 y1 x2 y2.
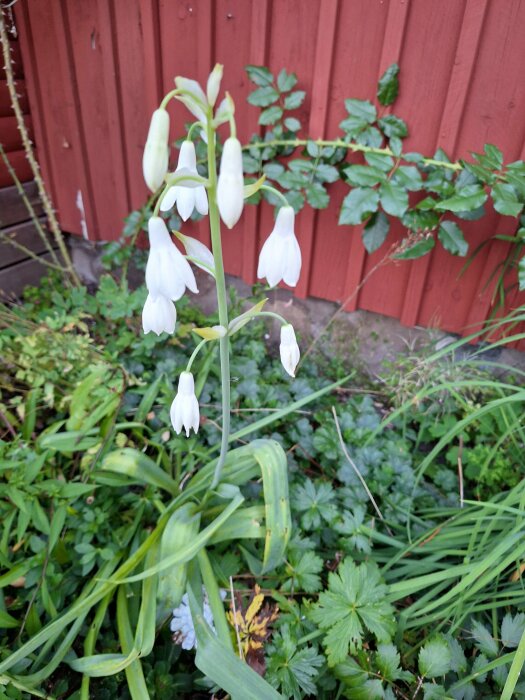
206 111 231 489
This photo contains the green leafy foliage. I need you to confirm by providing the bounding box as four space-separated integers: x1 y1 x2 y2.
310 559 395 665
377 63 400 106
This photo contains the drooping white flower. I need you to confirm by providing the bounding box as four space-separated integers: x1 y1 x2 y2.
170 588 226 650
206 63 223 107
280 324 300 377
142 293 176 335
217 137 244 229
175 231 215 276
142 109 170 192
160 141 208 221
257 206 302 287
170 371 200 437
146 217 198 301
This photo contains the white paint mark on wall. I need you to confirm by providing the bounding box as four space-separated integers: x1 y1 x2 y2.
76 190 89 240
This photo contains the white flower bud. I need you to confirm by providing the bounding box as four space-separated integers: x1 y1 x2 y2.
146 217 198 301
170 371 200 437
206 63 223 107
142 109 170 192
174 76 207 122
142 294 177 335
217 137 244 229
280 324 300 378
175 232 215 276
257 206 302 287
160 141 208 221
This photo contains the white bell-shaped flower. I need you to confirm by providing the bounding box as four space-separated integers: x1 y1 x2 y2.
280 324 300 377
142 293 177 336
170 371 200 437
146 217 198 301
160 141 208 221
142 109 170 192
257 206 302 287
175 232 215 276
217 137 244 229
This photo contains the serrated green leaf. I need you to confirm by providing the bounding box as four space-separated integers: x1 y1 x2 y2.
422 683 447 699
438 221 468 256
356 126 383 148
277 68 298 92
247 86 280 107
378 114 407 138
377 63 400 105
362 211 390 253
492 182 522 217
259 106 284 125
339 188 380 225
344 165 386 187
435 185 488 212
339 115 369 136
376 644 402 682
314 163 339 183
284 91 306 110
380 181 409 217
345 99 377 124
305 182 329 209
395 236 435 259
263 163 285 180
470 620 499 658
245 65 274 87
364 152 394 171
481 143 503 170
418 636 452 678
463 161 495 184
393 165 422 191
390 136 403 156
284 117 301 132
501 612 525 648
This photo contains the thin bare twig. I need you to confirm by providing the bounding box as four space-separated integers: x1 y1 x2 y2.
331 405 393 536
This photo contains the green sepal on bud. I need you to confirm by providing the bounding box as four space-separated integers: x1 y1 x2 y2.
228 299 268 335
193 325 228 340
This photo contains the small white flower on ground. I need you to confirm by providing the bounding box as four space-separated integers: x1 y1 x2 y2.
175 232 215 276
142 108 170 192
160 141 208 221
217 137 244 229
257 206 302 287
280 324 300 377
142 293 176 335
146 217 198 301
170 588 226 650
170 371 200 437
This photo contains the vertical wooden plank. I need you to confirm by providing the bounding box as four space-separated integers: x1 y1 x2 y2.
241 0 271 285
341 0 410 312
400 0 489 328
294 0 339 300
139 0 163 112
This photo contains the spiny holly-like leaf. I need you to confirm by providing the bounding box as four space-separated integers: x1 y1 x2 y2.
438 221 468 256
418 636 452 678
339 188 380 225
310 559 395 666
362 211 390 253
377 63 400 106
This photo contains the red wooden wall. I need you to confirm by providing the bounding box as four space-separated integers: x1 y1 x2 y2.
14 0 525 339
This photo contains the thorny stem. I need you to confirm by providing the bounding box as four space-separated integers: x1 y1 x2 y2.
0 10 80 286
206 108 231 490
244 138 462 171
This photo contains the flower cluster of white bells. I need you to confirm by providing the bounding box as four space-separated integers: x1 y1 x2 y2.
141 67 302 438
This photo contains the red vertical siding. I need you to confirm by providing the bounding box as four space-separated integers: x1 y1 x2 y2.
14 0 525 342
